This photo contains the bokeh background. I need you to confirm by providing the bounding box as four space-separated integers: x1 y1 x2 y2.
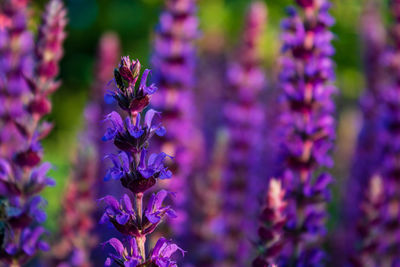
28 0 365 236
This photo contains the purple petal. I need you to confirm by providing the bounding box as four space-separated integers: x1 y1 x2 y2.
106 238 125 257
101 195 120 212
116 214 129 225
123 194 134 214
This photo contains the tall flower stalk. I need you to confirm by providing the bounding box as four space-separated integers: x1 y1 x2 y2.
356 0 400 264
151 0 203 240
0 0 34 158
346 0 386 223
100 56 184 266
256 0 336 265
0 0 66 265
220 1 267 266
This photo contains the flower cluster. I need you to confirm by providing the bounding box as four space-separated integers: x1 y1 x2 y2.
258 0 336 265
100 56 183 266
352 0 400 264
0 0 34 157
220 1 267 266
0 0 66 265
151 0 203 241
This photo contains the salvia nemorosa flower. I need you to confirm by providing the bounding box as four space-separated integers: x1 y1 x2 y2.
0 0 33 157
0 0 66 265
219 1 267 266
258 0 336 265
352 0 400 264
151 0 204 241
346 0 386 223
253 179 287 267
100 56 183 266
339 1 387 263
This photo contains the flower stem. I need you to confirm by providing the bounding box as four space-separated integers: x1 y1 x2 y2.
136 192 144 226
136 235 147 263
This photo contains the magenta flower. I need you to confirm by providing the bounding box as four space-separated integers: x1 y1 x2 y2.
255 1 336 266
0 0 66 265
219 1 267 266
99 56 183 266
151 0 204 245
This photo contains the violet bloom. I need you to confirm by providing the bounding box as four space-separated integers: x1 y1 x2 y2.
360 0 400 264
346 0 386 223
264 1 336 265
100 56 183 266
219 1 267 266
0 0 66 265
0 0 34 157
151 0 204 241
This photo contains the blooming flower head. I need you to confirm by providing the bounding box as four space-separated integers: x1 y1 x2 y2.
99 56 182 265
108 56 157 115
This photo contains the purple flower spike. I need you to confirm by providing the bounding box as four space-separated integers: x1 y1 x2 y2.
0 0 33 156
99 57 182 265
35 0 67 90
151 0 205 247
0 0 66 265
219 1 267 266
346 0 386 224
348 0 400 265
254 0 336 266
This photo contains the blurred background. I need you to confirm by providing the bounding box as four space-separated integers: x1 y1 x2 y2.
27 0 365 237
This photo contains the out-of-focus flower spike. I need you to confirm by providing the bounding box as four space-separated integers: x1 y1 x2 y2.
355 0 400 265
219 1 267 266
263 0 336 265
342 1 386 263
0 0 67 265
0 0 34 157
99 56 182 266
347 0 386 218
151 0 205 249
35 0 67 91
